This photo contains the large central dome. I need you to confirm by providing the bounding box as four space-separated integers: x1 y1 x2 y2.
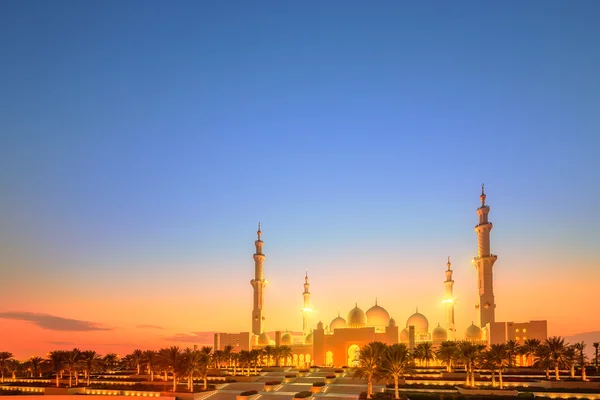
406 309 429 333
347 304 367 328
330 313 347 331
366 301 390 327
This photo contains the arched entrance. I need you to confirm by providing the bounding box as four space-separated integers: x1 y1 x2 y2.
326 351 333 367
347 344 360 367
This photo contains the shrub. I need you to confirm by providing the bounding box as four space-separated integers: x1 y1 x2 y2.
240 390 258 396
264 381 281 386
334 369 344 373
285 375 297 378
294 391 312 398
299 369 309 372
312 382 325 387
325 375 335 379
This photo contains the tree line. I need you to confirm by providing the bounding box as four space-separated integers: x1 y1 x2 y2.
0 344 294 392
354 337 598 400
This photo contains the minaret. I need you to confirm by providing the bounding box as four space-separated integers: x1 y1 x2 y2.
444 256 456 341
251 223 266 335
302 272 311 335
472 184 497 329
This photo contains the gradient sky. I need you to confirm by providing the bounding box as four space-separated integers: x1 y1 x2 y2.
1 1 599 359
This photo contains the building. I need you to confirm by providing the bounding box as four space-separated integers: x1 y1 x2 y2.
214 186 548 367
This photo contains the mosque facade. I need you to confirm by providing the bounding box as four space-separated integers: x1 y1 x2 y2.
214 186 548 366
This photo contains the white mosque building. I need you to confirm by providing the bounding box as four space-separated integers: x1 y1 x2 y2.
214 186 548 367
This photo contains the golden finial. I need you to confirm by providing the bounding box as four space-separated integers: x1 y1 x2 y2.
257 222 262 240
447 256 451 269
480 183 486 206
305 272 308 283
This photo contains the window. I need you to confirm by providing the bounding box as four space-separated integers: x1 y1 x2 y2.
515 329 520 333
523 328 527 333
516 336 520 341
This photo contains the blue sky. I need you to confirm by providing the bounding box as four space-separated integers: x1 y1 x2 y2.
1 1 599 352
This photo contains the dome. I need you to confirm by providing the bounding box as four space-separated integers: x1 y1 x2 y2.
432 323 447 342
258 332 271 346
465 323 482 340
400 327 409 342
281 331 293 346
388 318 397 327
347 304 367 328
304 331 313 344
317 321 324 330
406 309 429 333
366 301 390 327
330 313 347 331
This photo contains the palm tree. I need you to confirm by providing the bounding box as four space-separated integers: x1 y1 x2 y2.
379 344 412 399
458 341 484 387
593 342 599 369
212 350 224 369
182 348 200 392
414 342 435 367
262 345 274 366
573 342 587 381
436 341 458 373
0 352 14 383
487 344 508 389
48 351 66 388
367 341 388 362
103 353 118 373
197 351 211 390
279 346 292 366
5 359 20 380
237 350 250 376
533 345 552 379
65 349 82 387
249 349 261 374
353 344 380 399
29 356 44 378
505 340 520 368
223 345 234 369
81 350 102 386
159 346 183 392
545 336 569 381
522 339 541 367
128 349 144 375
144 350 158 381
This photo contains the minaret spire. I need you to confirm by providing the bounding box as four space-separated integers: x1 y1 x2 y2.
302 272 311 335
444 256 456 340
251 224 267 335
472 184 498 331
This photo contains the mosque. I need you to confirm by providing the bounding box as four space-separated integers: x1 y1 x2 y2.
214 186 547 367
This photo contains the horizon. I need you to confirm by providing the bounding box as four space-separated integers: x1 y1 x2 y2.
1 1 599 360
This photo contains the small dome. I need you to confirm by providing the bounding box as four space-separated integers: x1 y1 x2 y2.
281 331 293 346
258 332 271 346
400 327 409 342
347 304 367 328
317 321 324 330
304 331 313 344
432 323 447 342
465 323 482 340
330 314 347 331
406 310 429 333
388 318 397 327
366 301 390 327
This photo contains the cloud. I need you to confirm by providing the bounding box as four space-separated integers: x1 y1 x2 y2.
47 341 74 345
163 332 215 344
0 311 113 331
135 324 163 330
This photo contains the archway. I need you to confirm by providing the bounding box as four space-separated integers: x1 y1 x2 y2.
299 354 305 368
305 354 311 367
325 351 333 367
347 344 360 367
293 354 298 367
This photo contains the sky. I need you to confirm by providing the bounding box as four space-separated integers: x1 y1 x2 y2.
1 1 599 359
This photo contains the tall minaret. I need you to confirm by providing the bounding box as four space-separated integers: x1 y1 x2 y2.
444 256 456 341
251 223 266 335
472 184 497 328
302 272 311 335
